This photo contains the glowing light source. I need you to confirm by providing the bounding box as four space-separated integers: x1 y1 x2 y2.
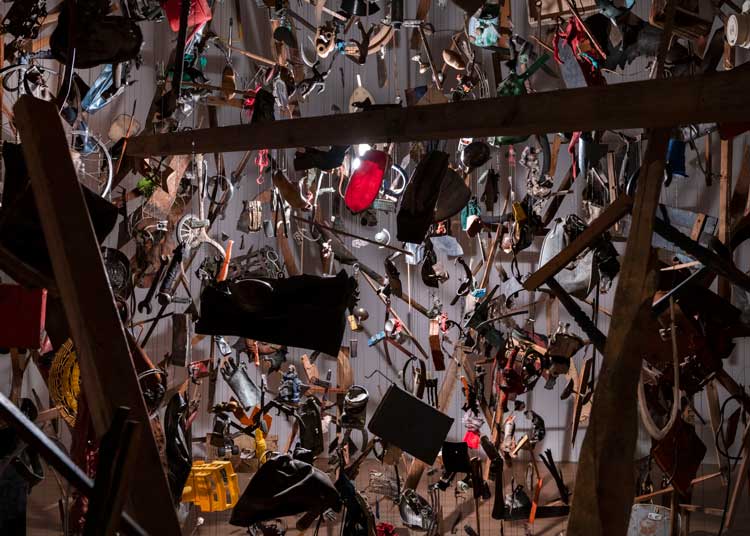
357 143 371 156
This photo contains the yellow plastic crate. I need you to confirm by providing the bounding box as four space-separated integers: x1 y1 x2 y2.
181 460 240 512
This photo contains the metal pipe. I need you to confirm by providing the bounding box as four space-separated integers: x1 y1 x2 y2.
295 216 413 256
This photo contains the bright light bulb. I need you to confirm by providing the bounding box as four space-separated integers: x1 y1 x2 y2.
352 157 362 170
357 143 371 156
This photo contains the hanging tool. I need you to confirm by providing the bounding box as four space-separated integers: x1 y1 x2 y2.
481 435 506 519
217 240 234 282
222 18 237 100
140 243 188 346
416 23 442 90
137 255 169 315
294 61 331 100
450 257 475 305
158 243 188 306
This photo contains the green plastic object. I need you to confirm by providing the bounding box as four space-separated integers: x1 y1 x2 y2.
497 52 551 97
490 53 551 146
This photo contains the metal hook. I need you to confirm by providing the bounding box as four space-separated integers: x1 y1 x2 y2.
364 369 395 384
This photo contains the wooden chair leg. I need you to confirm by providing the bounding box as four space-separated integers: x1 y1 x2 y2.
725 420 750 527
669 492 679 536
706 380 729 484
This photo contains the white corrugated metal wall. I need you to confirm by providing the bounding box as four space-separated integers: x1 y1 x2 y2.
2 0 749 489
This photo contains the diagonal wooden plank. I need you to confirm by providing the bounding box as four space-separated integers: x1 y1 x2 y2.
524 194 633 291
705 380 729 484
566 128 671 536
542 166 574 226
719 44 736 299
730 144 750 221
14 95 181 535
410 0 432 49
126 66 750 157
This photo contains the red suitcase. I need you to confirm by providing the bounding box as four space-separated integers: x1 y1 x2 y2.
0 285 47 349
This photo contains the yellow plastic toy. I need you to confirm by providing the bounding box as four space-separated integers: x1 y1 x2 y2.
254 427 267 465
181 460 240 512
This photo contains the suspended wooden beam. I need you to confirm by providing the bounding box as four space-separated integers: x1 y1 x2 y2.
633 472 722 503
566 128 671 536
126 66 750 157
14 96 181 535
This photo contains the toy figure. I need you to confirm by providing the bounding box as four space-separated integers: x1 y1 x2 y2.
279 364 302 404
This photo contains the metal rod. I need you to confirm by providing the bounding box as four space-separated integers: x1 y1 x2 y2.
654 217 750 293
546 278 607 354
651 265 709 316
171 0 192 98
634 472 722 502
360 270 432 361
285 7 317 32
296 217 413 255
0 392 146 535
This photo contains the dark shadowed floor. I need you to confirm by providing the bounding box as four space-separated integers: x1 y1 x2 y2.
25 460 750 535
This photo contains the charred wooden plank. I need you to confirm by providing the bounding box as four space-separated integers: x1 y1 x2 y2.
126 66 750 157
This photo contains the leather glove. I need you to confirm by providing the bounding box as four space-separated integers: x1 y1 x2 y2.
221 357 261 410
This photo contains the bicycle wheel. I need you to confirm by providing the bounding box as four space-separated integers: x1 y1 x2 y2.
70 129 114 197
0 63 56 140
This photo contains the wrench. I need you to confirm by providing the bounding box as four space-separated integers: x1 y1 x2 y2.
137 255 169 315
158 243 187 306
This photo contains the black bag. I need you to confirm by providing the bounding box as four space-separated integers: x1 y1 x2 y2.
397 151 449 244
434 167 471 222
164 392 191 503
298 398 324 457
196 270 356 356
0 143 118 280
294 145 349 171
51 7 143 68
230 453 339 526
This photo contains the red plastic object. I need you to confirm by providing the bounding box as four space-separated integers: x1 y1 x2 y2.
463 429 480 450
0 285 47 349
345 150 388 213
376 523 397 536
162 0 212 32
